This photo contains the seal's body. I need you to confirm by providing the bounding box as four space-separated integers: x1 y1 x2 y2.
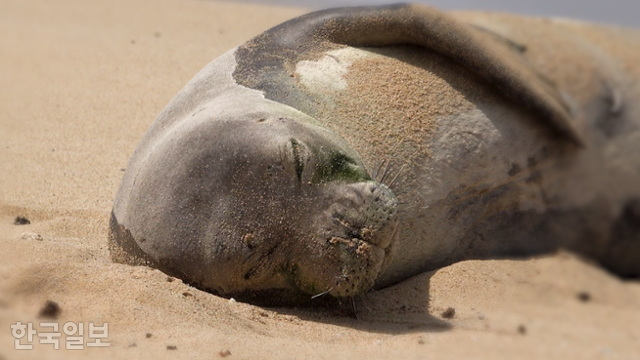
110 4 640 304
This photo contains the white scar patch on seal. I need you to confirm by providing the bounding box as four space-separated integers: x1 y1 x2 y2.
295 48 376 92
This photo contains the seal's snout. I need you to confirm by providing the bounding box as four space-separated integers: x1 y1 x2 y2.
313 181 399 297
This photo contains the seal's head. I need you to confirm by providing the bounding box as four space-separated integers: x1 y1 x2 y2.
110 107 398 304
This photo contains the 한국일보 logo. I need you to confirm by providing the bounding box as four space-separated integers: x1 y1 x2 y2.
10 321 110 350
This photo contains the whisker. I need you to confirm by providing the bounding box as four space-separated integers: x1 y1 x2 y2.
350 297 359 319
373 159 387 181
388 163 407 189
379 162 393 184
356 292 373 314
311 287 333 299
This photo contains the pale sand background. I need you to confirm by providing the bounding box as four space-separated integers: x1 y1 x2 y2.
1 0 640 359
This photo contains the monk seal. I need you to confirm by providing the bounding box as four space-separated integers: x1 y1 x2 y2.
109 4 640 305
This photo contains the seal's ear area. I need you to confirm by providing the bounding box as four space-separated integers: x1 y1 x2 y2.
237 4 585 146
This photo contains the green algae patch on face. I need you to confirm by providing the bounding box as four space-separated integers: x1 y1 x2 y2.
311 150 372 184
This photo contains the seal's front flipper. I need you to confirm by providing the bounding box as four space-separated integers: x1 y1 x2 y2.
233 3 585 146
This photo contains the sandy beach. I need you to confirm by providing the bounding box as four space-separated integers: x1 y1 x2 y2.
1 0 639 359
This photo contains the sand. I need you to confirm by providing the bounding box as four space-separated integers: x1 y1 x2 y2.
1 0 639 359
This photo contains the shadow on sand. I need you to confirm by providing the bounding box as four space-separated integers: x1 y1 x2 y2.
266 270 452 335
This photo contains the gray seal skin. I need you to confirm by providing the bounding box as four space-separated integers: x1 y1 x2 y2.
109 4 640 305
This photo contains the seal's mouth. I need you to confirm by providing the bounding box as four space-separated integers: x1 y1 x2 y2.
324 221 398 298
